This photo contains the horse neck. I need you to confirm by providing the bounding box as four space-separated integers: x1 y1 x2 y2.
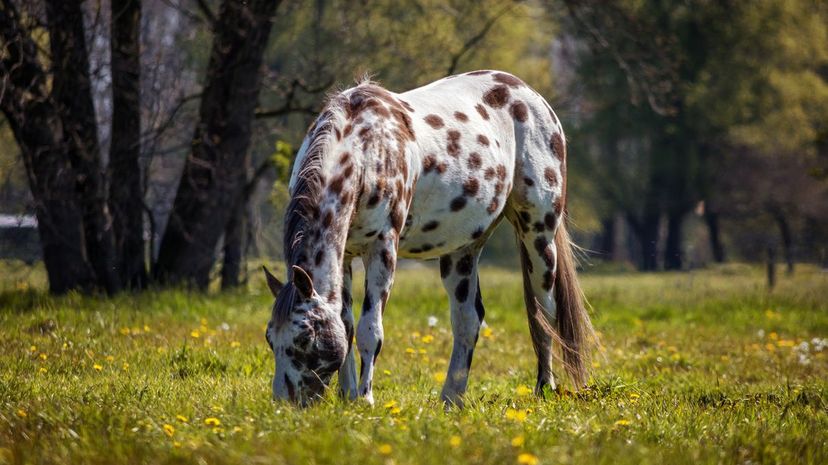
291 142 357 307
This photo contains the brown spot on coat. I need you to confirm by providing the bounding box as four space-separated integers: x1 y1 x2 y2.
463 178 480 196
484 167 496 180
423 155 437 173
468 152 482 170
510 101 528 122
447 130 461 157
544 168 557 187
339 152 351 164
550 132 565 160
544 212 556 230
477 134 490 146
467 70 490 76
475 104 490 120
471 227 484 239
424 114 444 129
381 249 394 271
454 111 469 122
329 175 345 195
496 164 507 180
483 85 510 108
493 72 525 88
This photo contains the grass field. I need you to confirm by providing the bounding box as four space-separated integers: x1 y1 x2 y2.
0 261 826 464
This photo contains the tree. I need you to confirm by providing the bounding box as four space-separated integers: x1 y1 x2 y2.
153 0 282 289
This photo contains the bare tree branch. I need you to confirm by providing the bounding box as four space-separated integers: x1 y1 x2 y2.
445 2 516 76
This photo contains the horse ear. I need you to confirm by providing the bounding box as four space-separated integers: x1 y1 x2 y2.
262 265 283 298
291 265 315 300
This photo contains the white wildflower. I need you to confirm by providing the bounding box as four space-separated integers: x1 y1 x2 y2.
427 316 438 327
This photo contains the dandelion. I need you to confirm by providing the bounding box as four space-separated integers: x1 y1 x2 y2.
384 400 398 409
163 424 175 437
405 347 416 354
93 364 103 371
427 316 438 327
190 330 200 339
769 332 779 341
176 415 189 423
629 393 640 401
230 341 241 348
122 362 129 371
418 348 427 354
144 325 151 332
204 417 221 427
515 385 532 397
390 406 401 415
505 408 528 423
105 355 115 362
449 435 462 447
433 372 447 382
421 335 434 344
482 327 494 339
517 452 539 465
39 367 47 374
16 409 27 418
29 345 37 352
383 369 392 375
511 435 525 447
614 419 631 426
119 327 131 336
378 444 393 455
39 353 47 361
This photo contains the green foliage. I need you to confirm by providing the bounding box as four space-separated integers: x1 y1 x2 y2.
1 263 826 464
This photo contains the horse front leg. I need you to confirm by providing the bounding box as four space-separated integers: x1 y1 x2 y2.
338 259 359 400
356 234 397 404
438 247 484 408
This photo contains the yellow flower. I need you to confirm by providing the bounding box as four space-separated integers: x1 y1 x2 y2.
105 355 115 362
29 345 37 352
629 393 640 401
421 335 434 344
122 363 129 371
449 435 462 447
119 327 131 335
39 353 47 361
383 369 392 375
204 417 221 427
143 325 151 332
412 331 421 339
515 385 532 397
511 435 525 447
482 327 494 339
378 444 393 455
765 343 776 352
614 419 631 426
769 332 779 341
517 452 538 465
93 364 103 371
163 424 175 437
230 341 241 348
505 408 528 422
418 348 427 354
16 409 27 418
190 330 200 339
39 367 48 374
405 347 416 354
390 407 401 415
176 415 189 423
433 372 447 383
383 400 397 409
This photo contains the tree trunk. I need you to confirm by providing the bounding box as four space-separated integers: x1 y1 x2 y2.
704 210 725 263
598 216 616 261
772 210 795 275
154 0 281 289
220 205 245 290
663 211 683 270
0 0 96 293
46 0 121 293
627 212 660 271
109 0 147 289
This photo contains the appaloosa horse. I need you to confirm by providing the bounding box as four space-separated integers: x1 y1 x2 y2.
263 70 595 406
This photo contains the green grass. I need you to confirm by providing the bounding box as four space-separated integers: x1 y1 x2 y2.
1 262 826 464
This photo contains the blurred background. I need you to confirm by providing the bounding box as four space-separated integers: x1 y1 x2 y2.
1 0 826 294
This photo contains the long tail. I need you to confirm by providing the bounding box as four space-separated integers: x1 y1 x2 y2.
554 223 596 387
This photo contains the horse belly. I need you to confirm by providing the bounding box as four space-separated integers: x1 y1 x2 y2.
396 174 502 259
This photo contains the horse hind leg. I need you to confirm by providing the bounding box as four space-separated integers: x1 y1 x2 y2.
438 247 484 408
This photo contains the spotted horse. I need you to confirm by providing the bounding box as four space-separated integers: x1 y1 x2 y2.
263 70 596 407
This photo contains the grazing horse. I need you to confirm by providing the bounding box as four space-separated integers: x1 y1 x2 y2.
263 70 595 406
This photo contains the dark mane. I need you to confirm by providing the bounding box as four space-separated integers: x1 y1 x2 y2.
274 96 347 326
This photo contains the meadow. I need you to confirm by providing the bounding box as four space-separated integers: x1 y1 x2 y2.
0 261 826 465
